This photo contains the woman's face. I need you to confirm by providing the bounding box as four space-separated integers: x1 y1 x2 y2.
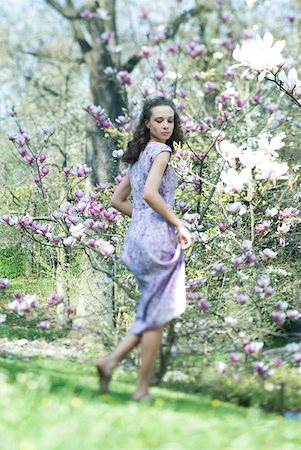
145 105 175 143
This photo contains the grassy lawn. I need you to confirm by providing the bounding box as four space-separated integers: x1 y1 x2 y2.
0 354 300 450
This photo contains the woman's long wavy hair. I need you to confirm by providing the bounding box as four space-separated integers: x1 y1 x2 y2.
122 96 184 165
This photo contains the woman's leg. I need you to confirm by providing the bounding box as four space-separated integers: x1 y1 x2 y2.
96 332 140 393
132 324 164 400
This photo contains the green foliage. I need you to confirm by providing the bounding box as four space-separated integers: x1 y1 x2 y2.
0 354 301 450
0 312 70 342
0 246 26 278
164 360 301 414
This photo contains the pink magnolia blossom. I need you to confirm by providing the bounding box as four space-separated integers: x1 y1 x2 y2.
41 167 49 176
252 95 262 104
47 293 64 305
275 300 288 311
0 215 13 225
229 353 241 363
65 215 81 226
253 361 267 375
264 103 278 114
186 276 205 288
63 236 76 247
0 278 9 289
84 219 95 229
65 305 77 314
37 320 50 329
244 341 263 354
104 66 114 76
80 9 93 20
244 252 257 264
18 147 27 157
8 300 22 313
236 293 249 305
211 130 225 141
101 31 115 41
211 262 227 274
71 163 92 177
270 311 286 326
87 239 97 249
226 202 247 215
279 207 299 219
70 224 85 241
255 220 271 233
116 71 132 86
199 300 210 310
46 233 62 244
98 239 115 257
51 211 63 221
261 248 277 259
292 354 301 364
36 224 53 235
286 310 301 320
240 240 252 252
76 201 88 213
38 153 47 162
277 222 291 234
218 222 228 232
140 46 154 58
231 255 245 267
25 156 35 165
187 36 206 58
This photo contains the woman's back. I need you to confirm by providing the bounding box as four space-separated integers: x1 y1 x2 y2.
129 141 178 214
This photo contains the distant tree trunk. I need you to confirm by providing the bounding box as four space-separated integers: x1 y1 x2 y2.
154 322 177 385
45 0 211 183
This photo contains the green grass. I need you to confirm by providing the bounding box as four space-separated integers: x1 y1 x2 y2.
0 354 300 450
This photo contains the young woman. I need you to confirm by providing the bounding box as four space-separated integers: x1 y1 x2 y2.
96 96 192 400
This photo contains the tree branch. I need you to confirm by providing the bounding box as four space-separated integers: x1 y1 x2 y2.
45 0 92 54
45 0 79 19
122 3 212 73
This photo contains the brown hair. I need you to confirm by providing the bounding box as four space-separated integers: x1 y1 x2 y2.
122 96 184 164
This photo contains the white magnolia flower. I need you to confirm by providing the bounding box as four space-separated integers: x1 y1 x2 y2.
255 160 289 181
258 134 285 157
221 167 252 193
279 68 301 94
266 207 278 217
240 148 268 169
97 239 115 257
112 149 124 158
70 223 85 241
231 32 286 80
216 140 242 165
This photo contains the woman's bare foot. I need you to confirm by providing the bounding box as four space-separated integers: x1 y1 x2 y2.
96 357 116 393
132 390 150 401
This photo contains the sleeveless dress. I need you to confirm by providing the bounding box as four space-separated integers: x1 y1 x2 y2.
120 141 186 335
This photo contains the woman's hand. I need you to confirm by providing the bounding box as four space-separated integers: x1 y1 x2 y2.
177 224 193 250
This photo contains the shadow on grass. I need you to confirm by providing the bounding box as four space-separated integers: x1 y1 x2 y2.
0 353 251 418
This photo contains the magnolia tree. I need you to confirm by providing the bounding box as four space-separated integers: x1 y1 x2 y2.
1 25 300 382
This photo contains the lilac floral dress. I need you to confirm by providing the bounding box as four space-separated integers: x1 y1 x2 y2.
120 141 186 335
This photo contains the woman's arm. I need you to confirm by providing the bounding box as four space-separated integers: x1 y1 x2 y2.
143 151 182 227
111 173 133 217
143 152 192 250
